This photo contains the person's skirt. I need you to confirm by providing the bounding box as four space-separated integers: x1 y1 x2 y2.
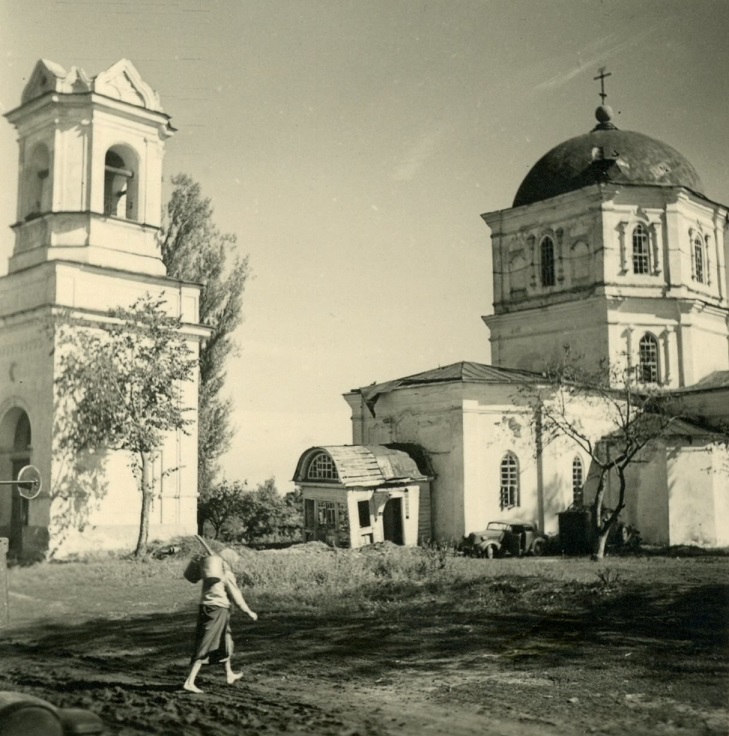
190 604 234 664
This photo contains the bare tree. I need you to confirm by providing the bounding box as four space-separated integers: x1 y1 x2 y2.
523 359 686 559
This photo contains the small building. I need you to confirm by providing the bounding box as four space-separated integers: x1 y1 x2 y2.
293 445 433 548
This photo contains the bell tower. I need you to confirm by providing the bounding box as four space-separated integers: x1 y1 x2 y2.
6 58 173 276
0 60 202 560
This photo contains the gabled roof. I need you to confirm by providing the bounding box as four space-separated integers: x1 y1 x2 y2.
350 361 542 416
293 445 430 488
18 58 164 112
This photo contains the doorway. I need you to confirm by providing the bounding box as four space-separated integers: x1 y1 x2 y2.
382 498 404 545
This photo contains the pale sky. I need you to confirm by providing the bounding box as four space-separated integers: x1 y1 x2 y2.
1 0 728 491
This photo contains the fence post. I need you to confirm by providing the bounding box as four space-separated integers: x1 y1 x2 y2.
0 538 7 628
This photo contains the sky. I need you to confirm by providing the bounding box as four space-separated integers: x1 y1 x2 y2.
1 0 728 492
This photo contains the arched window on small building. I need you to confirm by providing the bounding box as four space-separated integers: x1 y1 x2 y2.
638 333 660 384
572 456 584 507
540 236 556 287
22 143 50 219
306 452 339 481
500 452 520 509
632 224 650 275
104 147 138 220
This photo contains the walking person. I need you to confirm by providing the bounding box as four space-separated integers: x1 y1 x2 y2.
183 547 258 693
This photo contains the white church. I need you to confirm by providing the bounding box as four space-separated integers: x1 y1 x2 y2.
295 93 729 551
0 60 203 560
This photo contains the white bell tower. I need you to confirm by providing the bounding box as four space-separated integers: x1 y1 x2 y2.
0 59 203 560
6 58 174 276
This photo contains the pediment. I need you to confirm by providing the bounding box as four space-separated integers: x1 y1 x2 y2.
21 59 91 104
92 59 162 112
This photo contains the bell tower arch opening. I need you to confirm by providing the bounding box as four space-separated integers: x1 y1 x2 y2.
0 407 32 558
104 145 139 221
22 143 51 220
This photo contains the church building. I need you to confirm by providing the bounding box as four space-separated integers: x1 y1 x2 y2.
0 60 204 559
295 85 729 550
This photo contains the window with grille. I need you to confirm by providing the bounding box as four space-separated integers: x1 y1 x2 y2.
632 225 650 274
317 501 337 528
693 235 705 283
500 453 520 509
306 452 339 481
572 456 584 507
540 237 556 287
638 333 659 383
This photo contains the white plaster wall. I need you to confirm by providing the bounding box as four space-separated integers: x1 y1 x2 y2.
666 445 719 547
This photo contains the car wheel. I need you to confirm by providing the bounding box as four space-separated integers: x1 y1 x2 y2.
531 539 545 556
481 545 496 559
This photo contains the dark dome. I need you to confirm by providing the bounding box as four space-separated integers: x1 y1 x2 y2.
513 116 705 207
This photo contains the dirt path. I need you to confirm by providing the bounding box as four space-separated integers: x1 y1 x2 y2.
2 555 727 735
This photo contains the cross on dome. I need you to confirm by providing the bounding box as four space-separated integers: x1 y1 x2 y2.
593 66 612 105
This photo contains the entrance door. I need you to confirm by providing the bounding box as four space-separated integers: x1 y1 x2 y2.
382 498 404 545
9 458 29 558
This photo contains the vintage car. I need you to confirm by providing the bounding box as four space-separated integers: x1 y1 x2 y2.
462 521 546 559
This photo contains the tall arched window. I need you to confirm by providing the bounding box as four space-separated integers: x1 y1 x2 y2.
638 333 659 384
306 452 339 481
632 224 650 274
104 147 138 220
693 234 706 284
572 456 584 507
540 237 555 287
500 452 519 509
23 143 50 219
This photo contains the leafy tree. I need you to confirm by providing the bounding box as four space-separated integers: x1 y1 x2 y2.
54 294 197 557
198 480 247 539
523 359 685 559
160 174 250 523
200 478 303 543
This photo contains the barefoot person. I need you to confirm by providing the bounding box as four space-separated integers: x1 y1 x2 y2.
183 548 258 693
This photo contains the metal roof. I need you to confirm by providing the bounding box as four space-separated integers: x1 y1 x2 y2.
293 445 430 488
513 126 705 208
351 361 542 416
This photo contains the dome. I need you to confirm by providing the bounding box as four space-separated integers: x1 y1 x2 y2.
513 110 705 207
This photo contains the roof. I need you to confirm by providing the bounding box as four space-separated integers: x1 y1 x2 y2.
679 371 729 392
513 108 705 207
351 361 542 416
293 445 430 488
603 413 726 442
13 58 164 113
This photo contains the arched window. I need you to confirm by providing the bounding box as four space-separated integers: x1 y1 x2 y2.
632 224 650 274
638 333 659 384
540 237 555 287
306 452 339 481
23 143 50 219
500 452 519 509
693 234 706 284
104 147 138 220
14 412 31 452
572 456 584 507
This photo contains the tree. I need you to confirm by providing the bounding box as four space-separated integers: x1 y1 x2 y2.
199 478 303 543
160 174 250 523
198 480 247 540
55 294 198 557
523 359 685 559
